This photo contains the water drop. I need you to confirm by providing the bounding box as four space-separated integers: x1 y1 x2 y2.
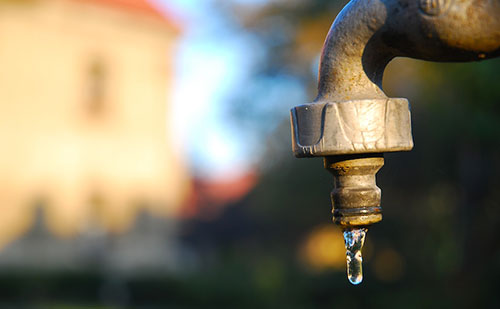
343 228 367 285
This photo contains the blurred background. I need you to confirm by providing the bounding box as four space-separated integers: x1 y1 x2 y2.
0 0 499 307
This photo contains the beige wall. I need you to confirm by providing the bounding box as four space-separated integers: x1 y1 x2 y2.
0 0 190 246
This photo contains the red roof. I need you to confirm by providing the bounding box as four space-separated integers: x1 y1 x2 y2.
74 0 182 31
181 171 259 219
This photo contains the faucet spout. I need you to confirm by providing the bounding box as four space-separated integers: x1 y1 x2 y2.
316 0 500 102
290 0 499 284
291 0 499 228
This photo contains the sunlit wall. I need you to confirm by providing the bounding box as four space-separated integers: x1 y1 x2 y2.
0 0 190 247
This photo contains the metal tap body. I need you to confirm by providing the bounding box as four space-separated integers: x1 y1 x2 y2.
290 0 500 228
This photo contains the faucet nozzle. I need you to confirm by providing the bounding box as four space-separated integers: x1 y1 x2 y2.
324 154 384 228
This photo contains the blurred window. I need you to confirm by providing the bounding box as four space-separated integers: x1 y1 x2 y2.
86 58 107 116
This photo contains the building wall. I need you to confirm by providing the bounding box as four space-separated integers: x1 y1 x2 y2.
0 0 190 247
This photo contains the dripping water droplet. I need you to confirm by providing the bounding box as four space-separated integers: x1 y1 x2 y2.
343 228 367 285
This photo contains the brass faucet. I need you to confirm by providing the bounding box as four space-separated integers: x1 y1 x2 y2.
290 0 499 273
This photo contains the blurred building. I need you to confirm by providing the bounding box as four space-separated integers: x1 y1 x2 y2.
0 0 191 269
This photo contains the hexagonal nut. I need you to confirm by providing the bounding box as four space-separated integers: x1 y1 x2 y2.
290 98 414 157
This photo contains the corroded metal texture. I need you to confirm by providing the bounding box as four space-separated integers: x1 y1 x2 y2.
316 0 500 103
291 98 413 157
290 0 500 228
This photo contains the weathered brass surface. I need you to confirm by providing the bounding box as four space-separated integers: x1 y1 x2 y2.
317 0 500 103
291 98 413 157
324 154 384 227
290 0 500 228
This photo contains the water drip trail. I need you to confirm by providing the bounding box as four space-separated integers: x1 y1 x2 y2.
343 228 367 285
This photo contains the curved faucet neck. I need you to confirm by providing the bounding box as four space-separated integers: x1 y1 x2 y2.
316 0 389 102
315 0 500 103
